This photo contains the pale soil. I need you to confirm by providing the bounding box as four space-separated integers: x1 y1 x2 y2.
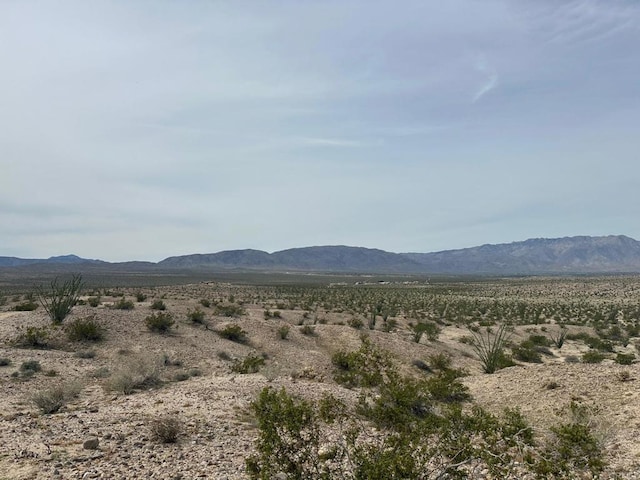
0 283 639 479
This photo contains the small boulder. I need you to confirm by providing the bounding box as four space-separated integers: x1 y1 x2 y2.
83 437 99 450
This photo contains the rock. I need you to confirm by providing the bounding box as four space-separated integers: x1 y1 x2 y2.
83 437 99 450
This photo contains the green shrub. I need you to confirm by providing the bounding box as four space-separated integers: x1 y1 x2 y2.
277 325 290 340
300 325 316 336
187 307 206 324
36 274 83 324
215 303 245 317
32 381 82 414
135 292 147 302
20 360 42 374
582 351 605 363
113 297 135 310
150 299 167 311
145 312 174 334
14 326 49 348
348 317 364 329
512 342 543 363
13 300 38 311
200 299 211 308
66 316 105 342
332 337 394 388
412 321 441 342
87 296 101 307
231 353 265 374
217 324 247 343
615 353 635 365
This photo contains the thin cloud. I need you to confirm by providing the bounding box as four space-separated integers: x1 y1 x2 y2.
472 55 499 103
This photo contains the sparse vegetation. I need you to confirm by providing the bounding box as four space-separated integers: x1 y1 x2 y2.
277 324 290 339
145 312 175 333
231 353 265 374
150 299 167 311
32 381 82 414
36 274 83 324
66 316 105 342
13 326 49 349
469 324 513 373
187 307 206 324
217 323 247 343
112 297 135 310
148 415 182 443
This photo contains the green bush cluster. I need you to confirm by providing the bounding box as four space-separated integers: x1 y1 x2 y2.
231 353 265 374
247 342 605 480
217 323 247 343
145 312 175 334
66 316 105 342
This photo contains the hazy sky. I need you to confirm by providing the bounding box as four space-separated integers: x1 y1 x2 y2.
2 1 639 261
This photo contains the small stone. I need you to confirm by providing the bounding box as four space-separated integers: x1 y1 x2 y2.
83 437 99 450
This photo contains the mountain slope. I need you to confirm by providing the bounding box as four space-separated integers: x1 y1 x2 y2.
403 235 640 274
159 246 423 273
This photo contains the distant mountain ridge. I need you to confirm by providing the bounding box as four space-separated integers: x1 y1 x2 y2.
403 235 640 274
3 235 640 275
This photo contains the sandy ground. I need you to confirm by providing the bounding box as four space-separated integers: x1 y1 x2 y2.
1 283 640 479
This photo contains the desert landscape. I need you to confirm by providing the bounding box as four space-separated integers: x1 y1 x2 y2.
1 274 640 479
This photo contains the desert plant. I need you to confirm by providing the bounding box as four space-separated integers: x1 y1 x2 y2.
615 352 635 365
135 292 147 302
145 312 174 334
74 349 96 359
469 324 512 373
412 321 441 342
113 297 135 310
150 299 167 311
36 274 83 324
332 337 395 388
231 353 266 374
215 303 245 317
300 325 316 336
200 298 211 308
348 317 364 329
13 300 38 311
217 323 247 343
277 325 290 340
32 381 82 414
148 415 182 443
187 307 206 324
105 354 163 394
13 326 49 348
582 351 606 363
66 316 105 342
0 357 11 366
549 326 568 349
512 341 543 363
87 296 101 307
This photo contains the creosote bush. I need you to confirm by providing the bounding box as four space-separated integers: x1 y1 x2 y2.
231 353 266 374
36 274 83 324
217 323 247 343
13 300 38 311
187 307 206 324
104 354 163 394
13 326 49 349
112 297 135 310
145 312 175 333
66 316 105 342
150 299 167 311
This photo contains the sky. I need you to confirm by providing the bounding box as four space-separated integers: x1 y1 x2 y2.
1 1 640 262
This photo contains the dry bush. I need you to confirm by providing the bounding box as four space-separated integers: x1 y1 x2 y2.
148 415 182 443
32 381 82 414
104 354 163 394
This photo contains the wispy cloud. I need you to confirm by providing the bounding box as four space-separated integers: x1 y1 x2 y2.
472 54 499 103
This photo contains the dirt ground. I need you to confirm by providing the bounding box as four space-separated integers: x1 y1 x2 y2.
1 281 640 479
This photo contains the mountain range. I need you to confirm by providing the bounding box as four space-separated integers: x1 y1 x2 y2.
3 235 640 275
